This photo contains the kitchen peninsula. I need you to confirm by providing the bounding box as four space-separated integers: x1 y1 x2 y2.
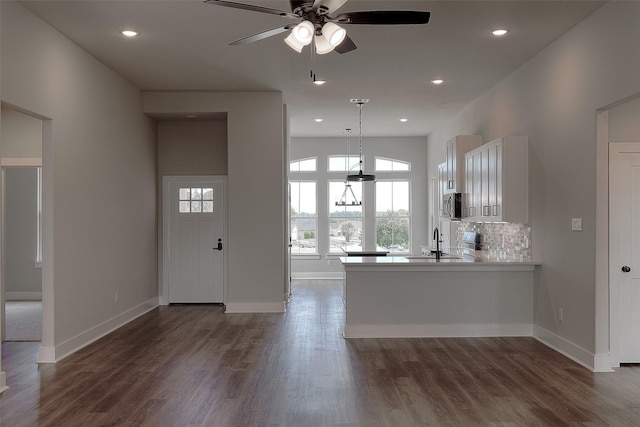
340 256 540 339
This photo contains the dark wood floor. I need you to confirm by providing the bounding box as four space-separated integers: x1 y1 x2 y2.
2 280 640 426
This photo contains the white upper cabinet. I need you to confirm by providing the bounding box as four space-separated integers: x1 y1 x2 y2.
464 136 529 223
443 135 482 194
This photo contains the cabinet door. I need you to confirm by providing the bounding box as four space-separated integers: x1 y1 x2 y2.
494 141 503 219
487 142 499 219
471 150 483 221
445 141 456 193
464 154 473 219
438 162 446 216
480 147 491 218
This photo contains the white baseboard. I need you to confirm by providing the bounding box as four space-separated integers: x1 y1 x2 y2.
225 301 286 313
533 325 597 371
37 297 159 364
0 372 7 394
291 272 343 280
593 353 615 372
6 292 42 301
344 323 533 339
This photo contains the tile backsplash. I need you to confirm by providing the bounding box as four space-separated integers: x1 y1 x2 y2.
457 222 532 261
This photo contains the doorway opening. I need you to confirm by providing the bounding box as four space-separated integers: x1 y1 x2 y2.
2 166 42 342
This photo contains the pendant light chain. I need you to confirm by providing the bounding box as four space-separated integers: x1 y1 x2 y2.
346 99 375 182
358 103 364 172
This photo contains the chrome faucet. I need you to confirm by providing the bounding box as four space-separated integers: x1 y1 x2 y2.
433 227 442 260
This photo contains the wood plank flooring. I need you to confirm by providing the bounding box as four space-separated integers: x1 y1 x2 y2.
2 280 640 426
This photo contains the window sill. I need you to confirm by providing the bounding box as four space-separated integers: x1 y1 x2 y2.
292 254 321 260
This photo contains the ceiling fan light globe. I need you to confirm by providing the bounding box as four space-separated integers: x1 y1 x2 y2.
314 34 335 55
322 22 346 47
284 33 304 52
292 20 314 45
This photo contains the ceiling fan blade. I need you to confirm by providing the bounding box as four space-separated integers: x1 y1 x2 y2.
333 10 431 25
334 34 357 54
203 0 299 19
229 25 293 45
313 0 349 14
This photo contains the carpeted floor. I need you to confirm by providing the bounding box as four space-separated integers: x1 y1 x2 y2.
5 301 42 342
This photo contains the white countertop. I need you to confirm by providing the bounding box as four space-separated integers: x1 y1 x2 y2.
339 255 541 271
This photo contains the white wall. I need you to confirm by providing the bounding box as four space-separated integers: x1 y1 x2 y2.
427 2 640 366
157 120 228 176
143 91 285 312
290 136 428 276
609 96 640 142
0 106 42 158
1 1 157 360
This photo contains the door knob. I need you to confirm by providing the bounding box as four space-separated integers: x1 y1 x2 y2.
622 265 631 273
214 238 223 251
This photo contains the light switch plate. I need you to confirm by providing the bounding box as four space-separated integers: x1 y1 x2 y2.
572 218 583 231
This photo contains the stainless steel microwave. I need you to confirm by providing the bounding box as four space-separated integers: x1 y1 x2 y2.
442 193 463 220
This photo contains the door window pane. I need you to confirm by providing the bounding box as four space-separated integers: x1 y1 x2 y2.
179 187 214 213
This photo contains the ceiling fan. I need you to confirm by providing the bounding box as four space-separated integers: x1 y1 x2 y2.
203 0 431 55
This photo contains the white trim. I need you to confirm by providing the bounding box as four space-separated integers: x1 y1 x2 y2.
292 272 343 280
0 157 42 167
161 175 228 306
533 324 596 371
0 372 7 394
225 302 286 313
291 254 321 260
344 323 532 339
5 292 42 301
37 297 158 364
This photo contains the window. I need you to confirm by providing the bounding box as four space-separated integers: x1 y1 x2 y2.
290 157 317 172
375 157 410 171
328 155 360 172
376 181 410 253
290 181 317 254
329 181 363 253
179 187 214 213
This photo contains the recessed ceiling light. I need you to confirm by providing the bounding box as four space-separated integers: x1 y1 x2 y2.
314 118 324 122
492 29 508 36
400 118 408 122
121 30 139 37
431 79 444 85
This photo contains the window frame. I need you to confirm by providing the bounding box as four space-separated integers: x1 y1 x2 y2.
328 179 364 254
290 180 319 256
375 179 412 254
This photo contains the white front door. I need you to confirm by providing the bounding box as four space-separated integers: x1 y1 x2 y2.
610 143 640 362
167 177 225 303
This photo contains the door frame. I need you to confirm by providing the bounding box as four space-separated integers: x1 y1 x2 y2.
161 175 228 305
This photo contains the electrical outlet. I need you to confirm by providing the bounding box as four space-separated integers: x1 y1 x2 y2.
327 259 332 265
115 292 119 303
571 218 583 231
558 307 564 322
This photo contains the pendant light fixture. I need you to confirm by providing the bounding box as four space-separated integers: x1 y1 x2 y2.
336 129 362 206
346 99 375 182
